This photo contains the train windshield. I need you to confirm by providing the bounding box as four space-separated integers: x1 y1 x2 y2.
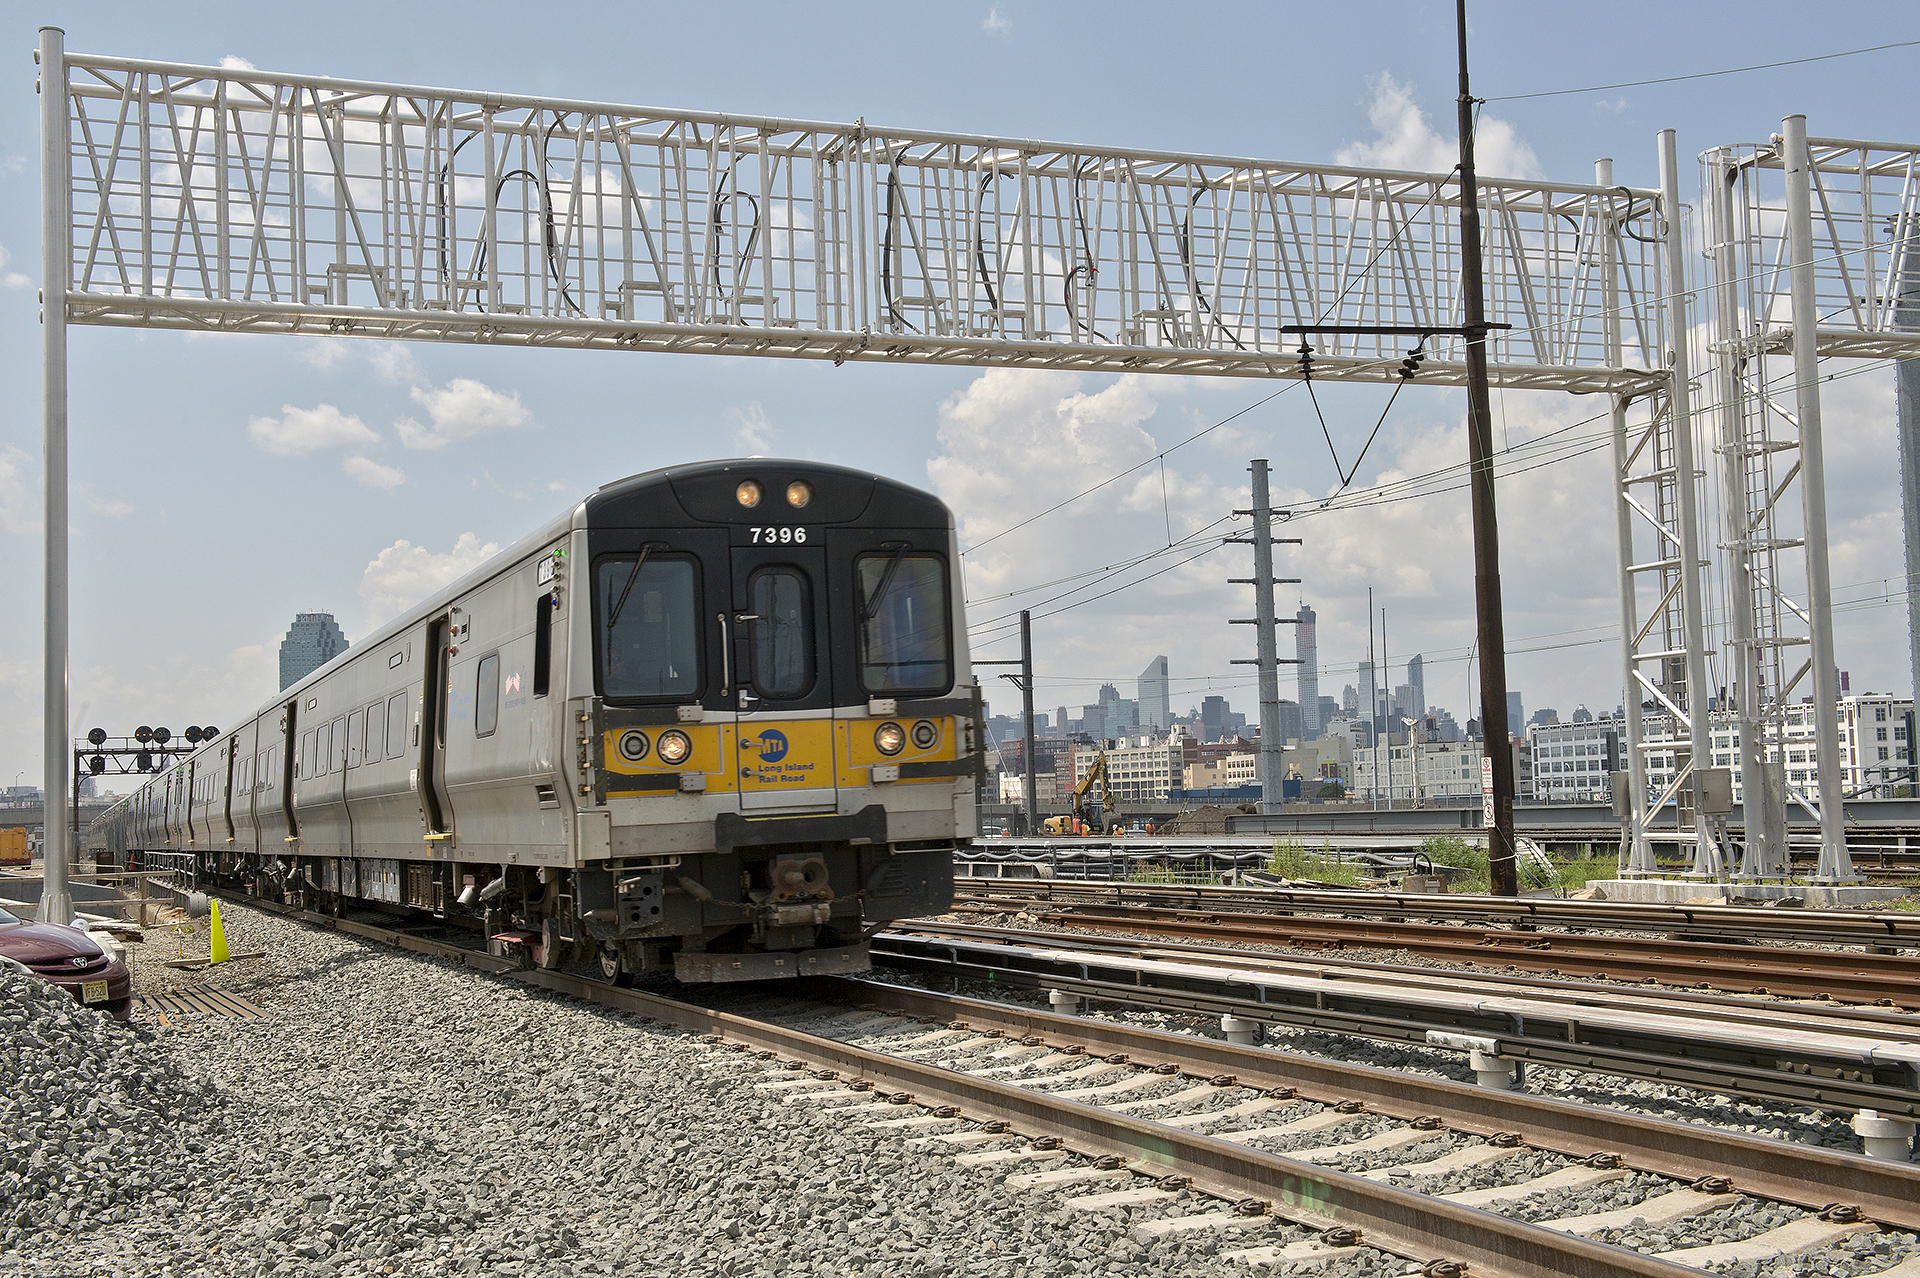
855 552 951 694
598 556 701 698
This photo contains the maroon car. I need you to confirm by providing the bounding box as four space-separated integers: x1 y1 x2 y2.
0 902 132 1020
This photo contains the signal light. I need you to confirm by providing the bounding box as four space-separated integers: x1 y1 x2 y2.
136 751 153 771
203 725 218 738
185 727 203 745
135 726 153 743
153 727 171 745
87 728 106 746
88 755 106 775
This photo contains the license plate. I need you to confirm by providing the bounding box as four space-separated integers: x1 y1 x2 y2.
81 980 109 1004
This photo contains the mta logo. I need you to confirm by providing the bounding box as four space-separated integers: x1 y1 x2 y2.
754 730 789 762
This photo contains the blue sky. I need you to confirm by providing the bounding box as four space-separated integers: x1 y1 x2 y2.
2 1 1916 788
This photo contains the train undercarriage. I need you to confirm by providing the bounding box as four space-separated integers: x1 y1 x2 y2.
190 838 955 984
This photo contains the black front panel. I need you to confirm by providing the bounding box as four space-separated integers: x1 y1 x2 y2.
589 461 957 711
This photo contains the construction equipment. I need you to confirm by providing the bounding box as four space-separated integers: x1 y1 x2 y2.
1042 752 1119 836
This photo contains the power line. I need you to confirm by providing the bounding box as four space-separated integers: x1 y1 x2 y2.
1486 39 1920 102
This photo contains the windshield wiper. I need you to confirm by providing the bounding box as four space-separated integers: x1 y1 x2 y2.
862 542 910 622
608 542 668 630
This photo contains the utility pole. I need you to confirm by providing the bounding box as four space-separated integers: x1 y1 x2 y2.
39 27 73 926
1229 460 1302 816
975 610 1038 835
1368 587 1378 811
1456 0 1518 896
1019 611 1036 837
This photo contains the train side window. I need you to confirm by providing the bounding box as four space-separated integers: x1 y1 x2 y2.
386 692 409 759
533 593 553 697
300 730 315 779
747 566 814 698
365 700 385 763
596 556 699 699
332 717 348 772
347 709 364 768
315 723 331 777
476 654 501 737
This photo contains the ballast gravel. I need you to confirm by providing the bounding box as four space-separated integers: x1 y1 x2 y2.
0 968 219 1248
2 903 1426 1278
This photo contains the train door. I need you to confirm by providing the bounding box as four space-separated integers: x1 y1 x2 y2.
420 617 453 835
730 541 836 812
221 737 237 844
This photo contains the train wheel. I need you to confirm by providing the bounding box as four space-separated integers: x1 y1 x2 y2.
599 944 635 987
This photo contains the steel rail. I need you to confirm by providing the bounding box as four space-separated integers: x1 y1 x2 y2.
903 919 1920 1038
871 933 1920 1119
951 879 1920 948
222 896 1696 1278
807 977 1920 1232
997 901 1920 1008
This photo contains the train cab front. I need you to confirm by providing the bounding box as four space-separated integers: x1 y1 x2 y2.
568 458 974 984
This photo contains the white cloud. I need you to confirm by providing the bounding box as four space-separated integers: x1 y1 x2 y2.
88 495 136 518
1336 74 1539 179
247 403 380 456
296 340 356 370
982 7 1012 35
359 533 501 628
367 343 422 383
0 240 29 290
395 378 531 450
926 370 1242 675
343 456 405 491
0 445 35 534
219 55 257 71
727 402 774 453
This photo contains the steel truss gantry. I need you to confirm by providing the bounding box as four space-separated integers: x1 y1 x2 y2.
34 37 1704 918
1702 120 1920 882
51 51 1670 393
1605 136 1719 879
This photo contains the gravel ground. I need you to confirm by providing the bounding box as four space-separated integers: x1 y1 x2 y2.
0 968 220 1249
3 901 1436 1278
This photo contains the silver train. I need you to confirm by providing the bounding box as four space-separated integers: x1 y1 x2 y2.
88 460 977 982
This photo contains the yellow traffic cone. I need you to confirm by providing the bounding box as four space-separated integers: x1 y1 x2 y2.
209 899 230 965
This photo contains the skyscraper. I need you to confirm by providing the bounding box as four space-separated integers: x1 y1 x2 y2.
1137 656 1170 731
1405 653 1426 717
1294 605 1319 735
280 612 348 690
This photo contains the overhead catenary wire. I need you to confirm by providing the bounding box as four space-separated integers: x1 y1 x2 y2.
1486 40 1920 102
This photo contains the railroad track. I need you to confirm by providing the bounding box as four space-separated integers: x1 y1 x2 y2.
209 894 1920 1278
958 898 1920 1008
875 921 1920 1123
952 879 1920 949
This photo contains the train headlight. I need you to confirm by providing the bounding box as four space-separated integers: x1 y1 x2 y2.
617 730 651 763
910 719 939 750
735 480 763 509
656 730 693 766
874 722 905 756
785 480 813 509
